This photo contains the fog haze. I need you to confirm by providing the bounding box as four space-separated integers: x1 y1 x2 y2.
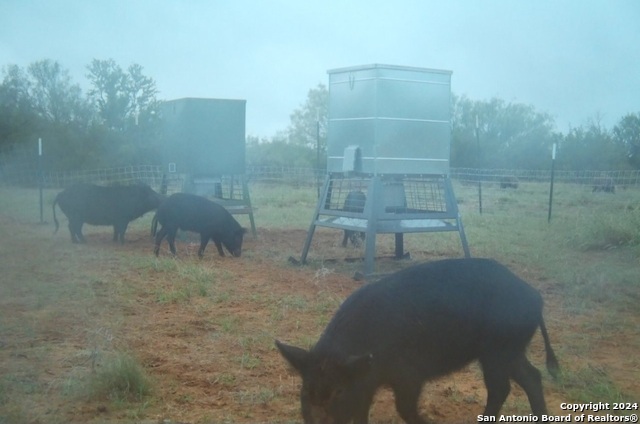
1 0 638 137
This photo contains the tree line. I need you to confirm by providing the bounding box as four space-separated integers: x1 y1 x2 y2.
2 59 639 173
273 85 640 172
0 59 160 171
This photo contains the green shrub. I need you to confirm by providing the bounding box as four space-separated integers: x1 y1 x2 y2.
88 352 152 402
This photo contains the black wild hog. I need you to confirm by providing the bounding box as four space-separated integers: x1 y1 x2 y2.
342 190 366 247
53 183 162 244
500 175 519 189
276 258 559 424
592 177 615 193
152 192 246 258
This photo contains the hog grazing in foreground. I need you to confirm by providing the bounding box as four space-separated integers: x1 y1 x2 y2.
341 190 366 247
53 183 162 244
152 192 246 258
276 258 559 424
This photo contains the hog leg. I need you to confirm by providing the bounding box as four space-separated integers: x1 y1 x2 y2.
197 233 211 258
392 375 428 424
166 227 178 255
69 220 86 243
342 230 350 247
480 356 511 417
213 239 225 256
153 226 168 256
510 354 547 416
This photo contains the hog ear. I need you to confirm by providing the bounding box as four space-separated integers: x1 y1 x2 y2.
343 353 373 378
275 340 310 374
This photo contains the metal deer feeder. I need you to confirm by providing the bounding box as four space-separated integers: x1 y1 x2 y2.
160 98 256 236
299 64 470 275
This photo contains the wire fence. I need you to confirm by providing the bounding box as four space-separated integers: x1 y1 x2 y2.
2 162 640 190
450 168 640 187
3 160 640 226
244 166 640 188
3 136 640 189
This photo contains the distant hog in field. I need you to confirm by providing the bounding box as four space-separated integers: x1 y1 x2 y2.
53 183 163 244
152 192 246 258
276 258 559 424
592 177 615 193
500 175 519 189
341 190 366 247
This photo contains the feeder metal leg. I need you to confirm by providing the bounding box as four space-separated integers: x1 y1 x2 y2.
363 227 376 276
458 214 471 258
395 233 404 258
300 175 332 264
362 176 381 276
242 179 257 237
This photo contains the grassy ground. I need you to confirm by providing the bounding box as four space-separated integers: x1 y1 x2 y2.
0 182 638 423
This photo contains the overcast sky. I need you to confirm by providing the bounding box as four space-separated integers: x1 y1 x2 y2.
1 0 638 137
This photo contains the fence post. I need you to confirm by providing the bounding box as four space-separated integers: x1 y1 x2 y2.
38 138 44 224
548 143 557 223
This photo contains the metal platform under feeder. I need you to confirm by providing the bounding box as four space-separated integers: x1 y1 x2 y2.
299 172 470 275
